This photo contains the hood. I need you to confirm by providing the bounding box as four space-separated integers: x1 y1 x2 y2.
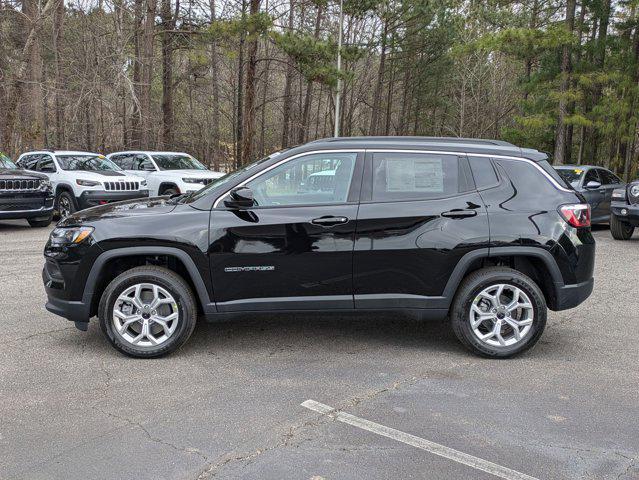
173 169 224 178
74 170 144 183
0 168 49 180
59 196 177 226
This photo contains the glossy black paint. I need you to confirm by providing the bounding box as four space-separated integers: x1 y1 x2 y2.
0 168 54 220
43 138 596 326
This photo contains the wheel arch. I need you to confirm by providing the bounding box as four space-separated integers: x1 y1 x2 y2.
84 246 215 317
443 247 564 311
158 182 179 195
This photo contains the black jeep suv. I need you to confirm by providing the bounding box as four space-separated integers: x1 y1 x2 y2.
610 180 639 240
0 152 54 227
43 137 595 358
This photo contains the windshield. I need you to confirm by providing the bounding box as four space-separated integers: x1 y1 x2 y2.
152 154 206 171
185 151 283 203
57 155 121 171
0 153 16 169
555 167 584 187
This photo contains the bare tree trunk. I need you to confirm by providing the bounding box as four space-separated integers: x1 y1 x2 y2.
297 3 323 144
240 0 261 165
53 0 65 147
131 0 143 147
209 0 220 168
140 0 157 148
235 0 247 166
553 0 576 165
369 17 388 135
161 0 178 148
280 0 295 148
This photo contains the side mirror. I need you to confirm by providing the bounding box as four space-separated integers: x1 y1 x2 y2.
585 180 602 190
142 163 156 171
224 186 255 209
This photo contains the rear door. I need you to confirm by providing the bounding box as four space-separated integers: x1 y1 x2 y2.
353 150 489 310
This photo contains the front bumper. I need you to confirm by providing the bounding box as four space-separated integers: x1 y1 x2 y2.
0 195 54 220
553 277 594 311
43 261 91 328
77 190 149 210
611 201 639 226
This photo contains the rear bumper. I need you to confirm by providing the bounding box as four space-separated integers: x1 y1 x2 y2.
611 202 639 226
553 277 594 311
77 190 149 210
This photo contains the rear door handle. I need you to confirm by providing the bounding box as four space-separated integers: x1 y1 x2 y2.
441 209 478 219
312 215 349 226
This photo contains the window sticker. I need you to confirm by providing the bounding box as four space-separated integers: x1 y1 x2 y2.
386 157 444 192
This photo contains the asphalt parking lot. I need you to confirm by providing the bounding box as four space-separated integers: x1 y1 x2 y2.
1 221 638 480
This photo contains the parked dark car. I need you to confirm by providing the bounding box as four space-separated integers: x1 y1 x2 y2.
609 180 639 240
43 137 595 359
554 165 624 224
0 152 54 227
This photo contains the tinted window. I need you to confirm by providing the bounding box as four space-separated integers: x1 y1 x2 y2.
57 155 120 171
468 156 499 189
600 169 621 185
111 155 134 170
247 152 357 206
584 169 600 185
152 154 205 170
133 155 155 171
371 152 459 201
18 155 40 170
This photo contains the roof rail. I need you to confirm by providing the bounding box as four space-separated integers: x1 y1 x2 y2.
309 136 516 147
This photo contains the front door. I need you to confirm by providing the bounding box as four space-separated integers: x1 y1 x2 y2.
208 151 363 312
353 151 490 310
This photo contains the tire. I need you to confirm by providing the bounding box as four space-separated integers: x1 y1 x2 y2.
98 266 197 358
56 190 76 218
450 267 547 359
610 213 635 240
161 186 179 196
28 215 53 227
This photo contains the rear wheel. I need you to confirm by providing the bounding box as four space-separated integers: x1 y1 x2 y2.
451 267 547 358
98 266 197 358
610 213 635 240
28 215 53 227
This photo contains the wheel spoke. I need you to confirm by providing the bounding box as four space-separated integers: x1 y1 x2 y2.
131 284 145 310
504 318 521 340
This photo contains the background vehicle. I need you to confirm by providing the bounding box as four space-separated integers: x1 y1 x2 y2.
0 152 54 227
44 137 595 359
16 150 149 218
107 151 224 196
610 180 639 240
555 165 624 224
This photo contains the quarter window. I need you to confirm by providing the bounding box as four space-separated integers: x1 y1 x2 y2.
371 152 460 201
246 152 358 207
468 156 499 189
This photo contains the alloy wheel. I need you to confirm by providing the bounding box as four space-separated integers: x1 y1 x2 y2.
112 283 179 347
469 283 534 347
58 196 72 218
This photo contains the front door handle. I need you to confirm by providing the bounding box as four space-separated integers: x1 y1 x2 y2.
441 209 478 219
312 215 349 226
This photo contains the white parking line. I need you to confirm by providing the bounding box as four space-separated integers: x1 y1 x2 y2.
301 399 540 480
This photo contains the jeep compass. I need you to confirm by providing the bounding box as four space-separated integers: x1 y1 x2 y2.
43 137 595 358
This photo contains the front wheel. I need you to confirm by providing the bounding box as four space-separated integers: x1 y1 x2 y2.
610 213 635 240
56 191 76 218
98 266 197 358
451 267 547 358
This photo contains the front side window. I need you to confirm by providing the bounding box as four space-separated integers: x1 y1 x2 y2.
583 169 601 186
56 155 121 171
111 155 134 170
372 152 460 202
246 152 357 207
152 154 205 171
38 156 56 172
600 169 621 185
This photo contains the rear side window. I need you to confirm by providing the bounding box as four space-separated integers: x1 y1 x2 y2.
371 152 460 201
468 156 499 189
18 155 40 170
37 156 56 172
600 169 621 185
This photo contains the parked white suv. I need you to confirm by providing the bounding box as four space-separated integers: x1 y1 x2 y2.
106 151 224 196
16 151 149 217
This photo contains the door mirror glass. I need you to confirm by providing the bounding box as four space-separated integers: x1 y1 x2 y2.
585 180 601 189
225 186 255 208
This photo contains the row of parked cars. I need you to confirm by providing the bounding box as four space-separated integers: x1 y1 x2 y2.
0 150 224 226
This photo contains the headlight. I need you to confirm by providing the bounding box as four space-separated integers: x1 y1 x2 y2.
76 179 100 187
612 188 627 200
49 226 94 245
630 184 639 197
182 177 207 184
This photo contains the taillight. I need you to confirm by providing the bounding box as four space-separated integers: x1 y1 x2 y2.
559 203 591 228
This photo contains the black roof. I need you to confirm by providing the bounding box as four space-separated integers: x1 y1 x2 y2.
298 136 548 162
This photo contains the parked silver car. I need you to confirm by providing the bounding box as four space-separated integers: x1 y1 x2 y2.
555 165 625 225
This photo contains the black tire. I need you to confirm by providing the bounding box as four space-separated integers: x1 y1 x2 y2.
28 215 53 227
98 266 197 358
610 213 635 240
161 186 179 196
56 190 76 218
450 267 547 359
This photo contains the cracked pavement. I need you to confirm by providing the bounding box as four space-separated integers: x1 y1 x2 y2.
0 220 638 480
